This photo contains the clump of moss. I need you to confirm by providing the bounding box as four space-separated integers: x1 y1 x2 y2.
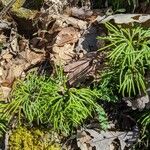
1 0 42 19
9 126 61 150
11 0 37 19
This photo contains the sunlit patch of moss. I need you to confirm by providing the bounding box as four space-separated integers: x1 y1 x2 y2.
11 0 36 19
1 0 41 19
12 0 43 9
11 7 37 19
12 0 26 9
9 126 61 150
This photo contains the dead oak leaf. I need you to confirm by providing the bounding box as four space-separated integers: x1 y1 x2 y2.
55 27 80 47
69 7 94 21
99 14 150 26
1 51 13 62
77 130 93 150
0 86 11 99
52 43 75 65
26 49 45 65
64 52 105 86
65 59 95 86
47 14 87 30
123 95 150 110
77 127 139 150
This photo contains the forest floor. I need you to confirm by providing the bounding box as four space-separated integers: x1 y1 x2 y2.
0 0 150 150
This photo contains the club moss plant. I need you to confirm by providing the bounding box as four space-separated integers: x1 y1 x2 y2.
3 68 110 134
98 23 150 97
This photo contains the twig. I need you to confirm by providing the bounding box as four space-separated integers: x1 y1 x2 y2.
0 0 17 18
4 131 11 150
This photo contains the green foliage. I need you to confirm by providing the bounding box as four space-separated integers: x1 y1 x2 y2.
139 110 150 134
3 70 109 134
95 70 119 130
96 106 109 130
138 110 150 149
98 23 150 97
9 126 61 150
132 110 150 149
0 121 6 136
127 0 149 6
0 103 7 137
97 70 119 101
107 0 128 10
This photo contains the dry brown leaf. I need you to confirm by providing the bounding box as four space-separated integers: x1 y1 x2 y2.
123 95 150 110
0 32 7 44
42 14 87 30
64 52 105 86
1 51 13 62
18 38 28 52
65 59 95 86
0 67 3 84
0 67 3 76
9 27 19 55
0 61 12 86
55 27 80 46
69 7 93 20
0 36 45 96
41 0 68 15
77 127 139 150
2 61 25 87
9 64 25 78
50 25 81 65
0 86 11 99
30 37 47 50
77 130 93 150
98 14 150 26
26 49 45 65
67 7 103 22
52 43 75 65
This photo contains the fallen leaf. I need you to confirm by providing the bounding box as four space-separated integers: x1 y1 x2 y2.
55 27 80 47
40 14 88 30
52 43 75 65
0 86 11 99
64 52 105 86
18 38 28 52
0 32 7 44
77 130 93 150
26 49 45 65
98 14 150 26
77 127 139 150
41 0 68 15
9 27 19 55
124 94 150 110
0 35 45 92
76 24 105 53
2 51 13 62
69 7 93 20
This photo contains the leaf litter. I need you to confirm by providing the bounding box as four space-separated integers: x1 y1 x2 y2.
77 126 139 150
0 0 150 149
